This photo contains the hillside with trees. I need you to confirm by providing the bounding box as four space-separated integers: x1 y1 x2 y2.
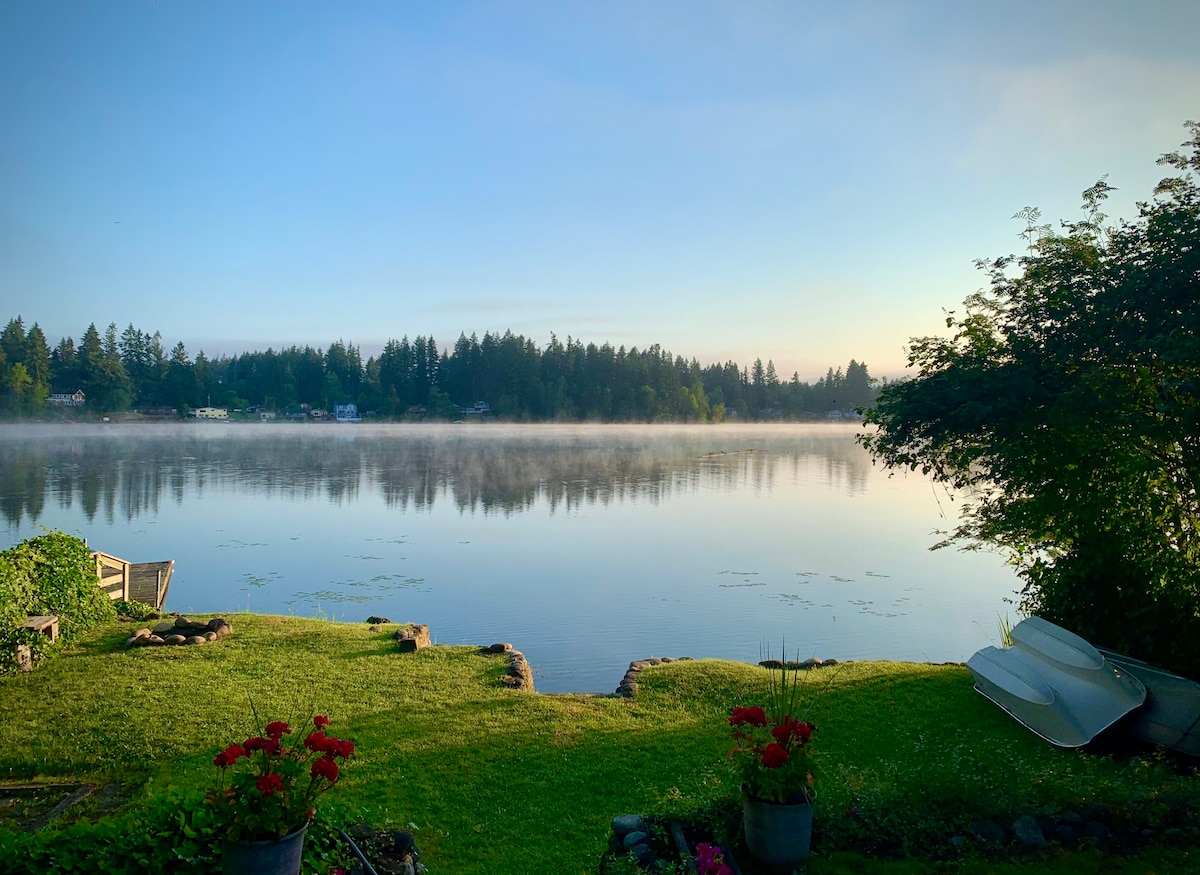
0 319 878 422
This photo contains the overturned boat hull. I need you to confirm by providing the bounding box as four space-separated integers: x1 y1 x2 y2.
967 616 1146 748
1098 649 1200 757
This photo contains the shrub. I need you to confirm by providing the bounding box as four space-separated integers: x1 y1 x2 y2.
0 531 116 673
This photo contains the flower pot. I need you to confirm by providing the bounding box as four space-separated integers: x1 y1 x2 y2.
221 822 308 875
742 792 814 872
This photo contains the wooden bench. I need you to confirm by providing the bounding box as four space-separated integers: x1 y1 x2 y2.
20 615 59 643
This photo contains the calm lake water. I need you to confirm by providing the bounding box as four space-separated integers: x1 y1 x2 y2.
0 423 1018 693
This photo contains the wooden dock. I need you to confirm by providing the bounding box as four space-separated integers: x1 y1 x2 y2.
93 552 173 610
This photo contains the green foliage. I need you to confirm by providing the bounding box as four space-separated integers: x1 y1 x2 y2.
0 531 115 673
0 307 880 420
862 122 1200 678
112 600 159 621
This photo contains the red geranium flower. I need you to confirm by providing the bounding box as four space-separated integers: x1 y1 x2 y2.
264 721 291 739
304 731 328 751
311 755 340 783
213 744 246 768
729 706 768 727
243 736 266 752
761 742 789 769
256 773 284 795
335 739 355 759
314 715 330 729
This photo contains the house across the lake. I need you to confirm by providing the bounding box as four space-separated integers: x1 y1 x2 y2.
191 407 229 420
334 402 362 423
48 389 86 407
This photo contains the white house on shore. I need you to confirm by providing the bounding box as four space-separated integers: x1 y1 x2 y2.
191 407 229 420
48 389 85 407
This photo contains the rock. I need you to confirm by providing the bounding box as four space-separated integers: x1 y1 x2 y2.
123 636 139 648
1085 821 1109 840
152 621 176 635
366 616 391 625
147 635 165 646
630 660 650 670
659 656 676 663
483 643 512 654
633 843 655 867
799 657 824 668
133 628 152 640
972 819 1006 850
617 682 638 696
391 830 416 854
204 631 217 641
368 625 381 633
948 835 972 856
823 657 840 665
758 659 784 669
395 624 431 652
622 831 648 851
646 657 663 665
1054 824 1078 845
163 634 186 646
14 644 32 672
174 616 192 628
1013 815 1046 848
214 622 232 638
611 815 646 837
1061 811 1084 827
185 635 206 645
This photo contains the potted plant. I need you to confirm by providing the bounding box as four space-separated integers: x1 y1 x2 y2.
208 714 355 875
727 656 820 871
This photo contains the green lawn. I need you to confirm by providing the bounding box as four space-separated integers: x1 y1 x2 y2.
1 615 1197 874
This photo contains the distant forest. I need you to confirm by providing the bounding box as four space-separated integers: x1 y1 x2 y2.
0 315 880 422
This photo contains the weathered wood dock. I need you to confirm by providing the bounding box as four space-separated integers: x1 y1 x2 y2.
93 552 173 610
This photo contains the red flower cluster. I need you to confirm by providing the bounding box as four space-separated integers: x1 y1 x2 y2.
770 715 814 746
728 706 767 727
728 703 819 803
209 713 356 842
256 773 284 795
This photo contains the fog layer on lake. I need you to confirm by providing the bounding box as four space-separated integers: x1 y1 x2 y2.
0 423 1017 692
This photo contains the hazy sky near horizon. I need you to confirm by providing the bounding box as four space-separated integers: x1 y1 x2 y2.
2 1 1197 380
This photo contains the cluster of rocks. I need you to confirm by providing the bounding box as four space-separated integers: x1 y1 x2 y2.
605 815 660 869
123 616 231 648
959 803 1197 855
343 824 425 875
614 657 693 697
603 815 730 873
758 657 841 670
480 642 533 691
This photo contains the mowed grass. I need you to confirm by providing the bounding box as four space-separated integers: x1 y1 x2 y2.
1 615 1198 874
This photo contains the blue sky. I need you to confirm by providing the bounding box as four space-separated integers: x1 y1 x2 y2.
2 1 1197 379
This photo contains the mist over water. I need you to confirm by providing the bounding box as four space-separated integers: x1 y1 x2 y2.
0 423 1017 692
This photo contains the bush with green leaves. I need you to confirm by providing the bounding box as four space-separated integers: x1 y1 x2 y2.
0 531 115 673
861 122 1200 678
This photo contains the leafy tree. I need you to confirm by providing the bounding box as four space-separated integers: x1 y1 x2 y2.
861 122 1200 677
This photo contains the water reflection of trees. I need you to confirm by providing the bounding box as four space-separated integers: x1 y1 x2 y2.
0 425 874 527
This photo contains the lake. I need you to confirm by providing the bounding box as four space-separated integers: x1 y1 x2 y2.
0 423 1018 693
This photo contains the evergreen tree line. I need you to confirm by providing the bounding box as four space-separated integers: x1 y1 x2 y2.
0 316 879 421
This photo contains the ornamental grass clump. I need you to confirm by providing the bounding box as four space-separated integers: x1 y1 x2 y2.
208 715 355 841
728 649 825 804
